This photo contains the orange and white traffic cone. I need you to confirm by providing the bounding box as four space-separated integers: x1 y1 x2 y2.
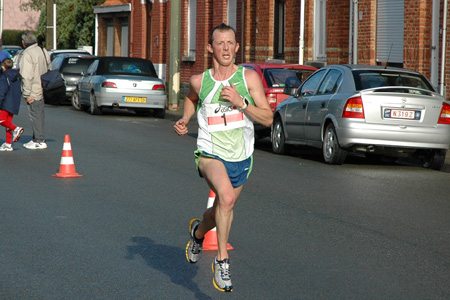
52 135 83 178
203 189 234 251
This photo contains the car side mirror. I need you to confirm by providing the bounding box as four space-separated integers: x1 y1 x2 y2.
283 86 298 97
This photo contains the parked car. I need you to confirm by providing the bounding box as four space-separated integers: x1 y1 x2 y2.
271 64 450 170
0 45 22 57
74 56 166 118
50 54 95 104
241 62 317 138
48 49 91 61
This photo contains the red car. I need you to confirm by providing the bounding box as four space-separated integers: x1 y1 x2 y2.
240 62 317 138
241 62 317 111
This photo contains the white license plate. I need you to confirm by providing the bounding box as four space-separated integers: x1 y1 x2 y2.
384 109 421 120
123 96 146 103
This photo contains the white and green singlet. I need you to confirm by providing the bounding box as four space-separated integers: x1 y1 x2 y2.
195 66 255 162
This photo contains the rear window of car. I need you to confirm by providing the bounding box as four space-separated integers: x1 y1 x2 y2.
60 57 94 74
353 70 434 92
263 68 314 88
106 60 157 77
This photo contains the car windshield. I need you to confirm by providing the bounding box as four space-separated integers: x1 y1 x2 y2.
353 70 435 92
106 60 156 76
263 68 314 88
60 57 94 74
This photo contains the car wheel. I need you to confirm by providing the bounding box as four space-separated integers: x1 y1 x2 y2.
423 150 446 171
323 123 347 165
271 117 288 155
89 92 102 115
71 88 82 111
154 108 166 119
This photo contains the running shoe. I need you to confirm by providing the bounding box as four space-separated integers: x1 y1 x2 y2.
23 141 47 150
12 127 23 142
185 218 203 263
0 143 13 151
212 257 233 292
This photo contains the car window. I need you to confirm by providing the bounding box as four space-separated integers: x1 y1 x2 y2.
299 69 327 96
60 57 94 74
354 70 434 91
263 68 312 88
107 61 155 75
86 60 99 75
317 70 342 95
51 56 64 70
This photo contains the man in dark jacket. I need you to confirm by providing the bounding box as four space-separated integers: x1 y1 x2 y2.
0 58 23 151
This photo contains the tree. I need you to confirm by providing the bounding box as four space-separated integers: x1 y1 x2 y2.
20 0 106 49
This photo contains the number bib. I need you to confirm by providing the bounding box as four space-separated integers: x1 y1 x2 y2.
205 102 245 132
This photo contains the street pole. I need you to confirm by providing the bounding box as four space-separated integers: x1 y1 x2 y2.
168 0 181 110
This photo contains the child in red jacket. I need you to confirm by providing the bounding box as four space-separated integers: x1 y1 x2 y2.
0 58 23 151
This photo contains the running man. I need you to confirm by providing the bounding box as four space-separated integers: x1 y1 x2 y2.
174 23 273 292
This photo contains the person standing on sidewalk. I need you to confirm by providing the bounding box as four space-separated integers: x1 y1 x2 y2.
19 32 49 150
0 58 24 151
174 23 273 292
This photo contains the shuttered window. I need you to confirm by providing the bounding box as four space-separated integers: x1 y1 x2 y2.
376 0 404 65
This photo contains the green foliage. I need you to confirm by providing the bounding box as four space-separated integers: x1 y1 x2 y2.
21 0 106 49
1 30 29 46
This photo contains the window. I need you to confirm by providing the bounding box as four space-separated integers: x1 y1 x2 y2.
314 0 326 61
186 0 197 60
274 0 285 58
299 69 326 96
227 0 237 30
106 20 114 56
317 70 342 95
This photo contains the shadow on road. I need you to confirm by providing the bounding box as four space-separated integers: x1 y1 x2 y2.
125 236 213 300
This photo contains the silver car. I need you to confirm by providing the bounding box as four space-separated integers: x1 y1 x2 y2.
271 64 450 170
74 57 166 118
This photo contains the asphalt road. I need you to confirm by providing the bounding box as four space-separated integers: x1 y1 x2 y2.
1 103 450 299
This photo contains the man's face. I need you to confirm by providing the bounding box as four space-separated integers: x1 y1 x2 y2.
208 29 239 66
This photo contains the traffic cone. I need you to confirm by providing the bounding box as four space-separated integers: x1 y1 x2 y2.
203 189 234 251
52 135 83 178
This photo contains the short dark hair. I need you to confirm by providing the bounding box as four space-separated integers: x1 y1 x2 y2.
2 58 13 69
208 23 236 45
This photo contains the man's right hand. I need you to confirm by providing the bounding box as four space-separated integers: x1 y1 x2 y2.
174 119 188 136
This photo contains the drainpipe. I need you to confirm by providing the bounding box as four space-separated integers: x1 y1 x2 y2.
299 0 305 65
353 0 358 64
95 13 98 56
440 0 448 97
431 0 440 88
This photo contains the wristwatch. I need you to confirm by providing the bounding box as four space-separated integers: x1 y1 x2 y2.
240 96 250 110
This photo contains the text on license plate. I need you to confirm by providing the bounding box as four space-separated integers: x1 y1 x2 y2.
123 96 146 103
384 109 421 120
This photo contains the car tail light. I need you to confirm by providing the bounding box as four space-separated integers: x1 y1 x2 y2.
342 96 365 118
267 93 277 111
438 102 450 124
153 84 165 91
102 82 117 88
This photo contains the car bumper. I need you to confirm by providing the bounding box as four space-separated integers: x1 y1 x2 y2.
336 119 450 150
96 92 167 109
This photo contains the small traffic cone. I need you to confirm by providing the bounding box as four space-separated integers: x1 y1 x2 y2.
203 189 234 251
52 135 83 178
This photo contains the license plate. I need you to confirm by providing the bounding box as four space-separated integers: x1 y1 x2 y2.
384 108 421 120
123 96 146 103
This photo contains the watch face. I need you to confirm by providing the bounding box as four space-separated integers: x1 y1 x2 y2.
244 97 250 106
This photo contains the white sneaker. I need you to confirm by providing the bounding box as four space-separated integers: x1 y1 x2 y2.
0 143 13 151
12 127 24 142
23 141 47 150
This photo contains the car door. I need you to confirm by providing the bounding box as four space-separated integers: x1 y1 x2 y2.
79 60 98 102
305 69 343 141
284 69 327 140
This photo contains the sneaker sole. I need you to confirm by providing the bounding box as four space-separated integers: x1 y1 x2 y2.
13 128 24 142
185 218 201 264
212 262 233 292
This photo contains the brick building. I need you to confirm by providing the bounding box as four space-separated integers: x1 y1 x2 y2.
93 0 450 109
